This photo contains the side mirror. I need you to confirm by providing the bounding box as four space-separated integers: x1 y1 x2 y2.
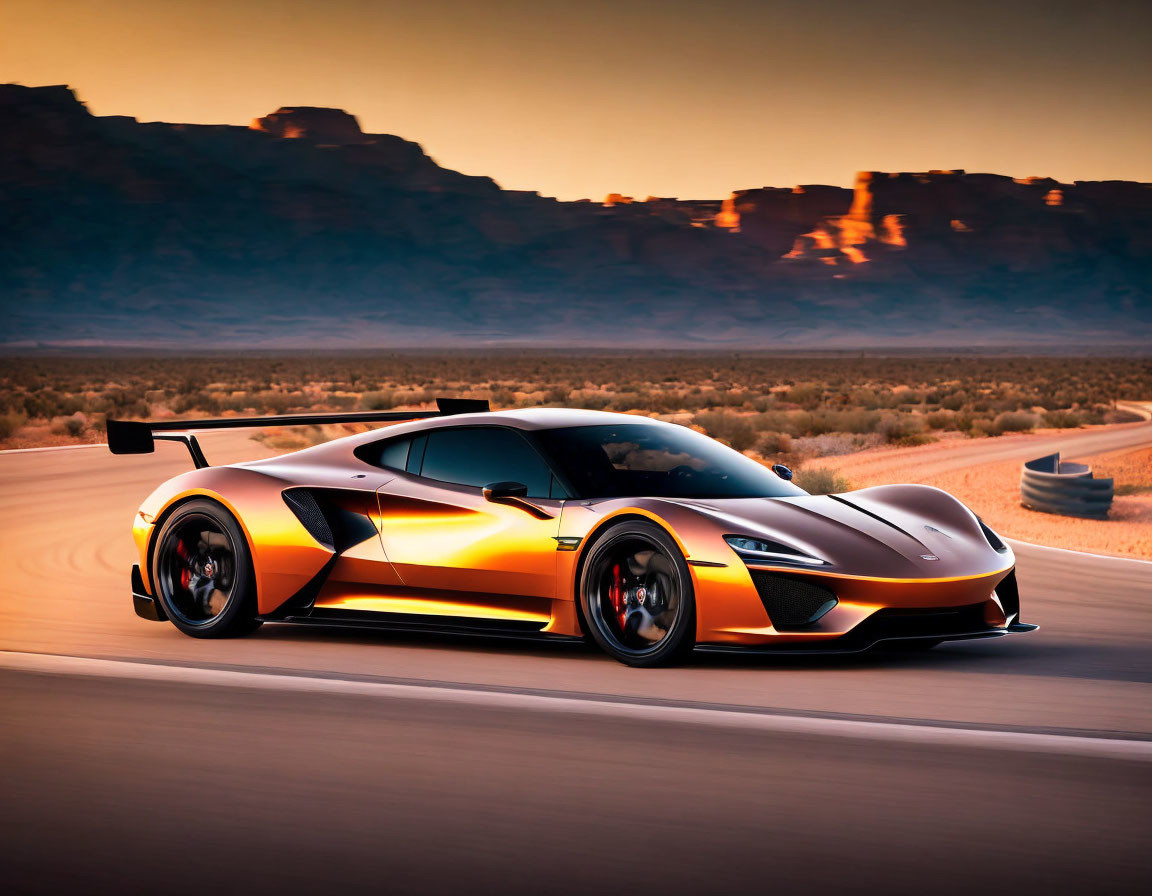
482 481 553 520
483 481 529 501
771 464 794 481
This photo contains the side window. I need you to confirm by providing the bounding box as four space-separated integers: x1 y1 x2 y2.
377 437 411 471
419 428 556 497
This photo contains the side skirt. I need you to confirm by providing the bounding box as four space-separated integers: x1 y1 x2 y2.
274 608 585 644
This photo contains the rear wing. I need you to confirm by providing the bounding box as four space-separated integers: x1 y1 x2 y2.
106 397 490 468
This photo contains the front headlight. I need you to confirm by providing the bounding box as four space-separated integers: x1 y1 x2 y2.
724 535 828 566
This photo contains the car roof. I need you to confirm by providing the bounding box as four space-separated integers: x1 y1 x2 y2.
265 407 673 466
429 407 657 431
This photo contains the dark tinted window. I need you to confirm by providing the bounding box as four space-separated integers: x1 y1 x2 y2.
377 438 411 471
419 427 557 497
536 423 808 499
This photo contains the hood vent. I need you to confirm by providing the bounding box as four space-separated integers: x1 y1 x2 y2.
827 494 917 540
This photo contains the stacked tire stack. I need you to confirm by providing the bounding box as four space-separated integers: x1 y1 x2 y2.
1020 452 1113 519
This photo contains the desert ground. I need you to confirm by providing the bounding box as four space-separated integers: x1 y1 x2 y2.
3 353 1149 556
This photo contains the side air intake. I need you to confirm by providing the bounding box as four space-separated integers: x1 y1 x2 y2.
283 490 335 550
749 572 838 629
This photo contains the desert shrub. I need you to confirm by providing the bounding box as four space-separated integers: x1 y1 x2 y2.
968 417 997 437
608 390 654 412
786 409 880 438
991 411 1037 434
953 412 976 432
877 415 921 444
940 392 968 411
925 410 955 430
0 413 25 440
1042 410 1082 428
65 415 85 437
693 411 757 451
488 388 518 407
785 383 823 408
755 431 792 456
794 467 852 495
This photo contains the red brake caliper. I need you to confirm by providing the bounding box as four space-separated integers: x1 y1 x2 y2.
176 539 191 590
609 563 627 628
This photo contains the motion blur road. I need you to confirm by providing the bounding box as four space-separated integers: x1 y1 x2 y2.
2 425 1151 894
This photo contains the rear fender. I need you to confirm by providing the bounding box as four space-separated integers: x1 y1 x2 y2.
136 467 334 615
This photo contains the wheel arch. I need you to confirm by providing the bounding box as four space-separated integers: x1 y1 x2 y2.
144 492 257 595
568 510 693 638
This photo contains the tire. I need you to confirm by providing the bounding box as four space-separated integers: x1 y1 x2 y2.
151 498 261 639
579 520 696 667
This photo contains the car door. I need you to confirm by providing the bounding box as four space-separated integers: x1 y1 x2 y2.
374 426 566 617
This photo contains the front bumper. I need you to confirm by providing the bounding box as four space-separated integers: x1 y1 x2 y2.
699 606 1037 655
131 565 167 622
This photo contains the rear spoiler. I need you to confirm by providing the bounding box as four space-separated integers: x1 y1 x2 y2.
106 397 490 469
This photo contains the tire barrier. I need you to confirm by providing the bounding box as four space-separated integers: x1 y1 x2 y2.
1020 452 1113 519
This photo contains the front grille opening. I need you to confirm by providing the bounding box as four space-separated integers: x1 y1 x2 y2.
867 604 988 638
750 571 838 629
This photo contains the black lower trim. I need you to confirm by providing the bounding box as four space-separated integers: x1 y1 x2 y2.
698 604 1038 655
275 608 580 644
131 564 167 621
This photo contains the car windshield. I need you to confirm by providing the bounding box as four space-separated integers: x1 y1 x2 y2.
535 423 807 500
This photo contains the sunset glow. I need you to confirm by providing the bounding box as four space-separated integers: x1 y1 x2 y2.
3 0 1149 200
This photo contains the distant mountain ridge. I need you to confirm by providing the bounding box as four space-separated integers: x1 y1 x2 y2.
1 84 1149 348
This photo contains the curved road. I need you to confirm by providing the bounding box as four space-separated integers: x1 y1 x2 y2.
2 426 1151 894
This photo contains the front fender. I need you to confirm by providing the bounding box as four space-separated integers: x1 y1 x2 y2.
555 498 771 642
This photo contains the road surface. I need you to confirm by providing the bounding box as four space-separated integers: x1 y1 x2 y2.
2 424 1151 893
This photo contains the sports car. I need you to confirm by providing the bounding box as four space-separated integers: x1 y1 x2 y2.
108 399 1036 666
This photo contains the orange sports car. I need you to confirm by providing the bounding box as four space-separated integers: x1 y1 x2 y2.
109 399 1035 666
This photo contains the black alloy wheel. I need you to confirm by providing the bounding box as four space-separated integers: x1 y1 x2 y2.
580 520 695 667
152 499 261 638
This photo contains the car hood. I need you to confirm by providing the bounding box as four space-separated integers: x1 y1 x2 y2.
663 485 1008 579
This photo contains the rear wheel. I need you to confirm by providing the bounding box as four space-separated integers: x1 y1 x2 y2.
580 521 695 667
152 499 261 638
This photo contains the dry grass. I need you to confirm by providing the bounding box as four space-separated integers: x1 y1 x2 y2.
2 353 1147 461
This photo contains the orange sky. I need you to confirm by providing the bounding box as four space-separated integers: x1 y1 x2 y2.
3 0 1150 200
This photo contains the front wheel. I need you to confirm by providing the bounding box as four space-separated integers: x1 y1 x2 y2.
579 521 696 667
151 499 261 638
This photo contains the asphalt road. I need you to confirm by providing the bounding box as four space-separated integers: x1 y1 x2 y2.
2 423 1151 893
